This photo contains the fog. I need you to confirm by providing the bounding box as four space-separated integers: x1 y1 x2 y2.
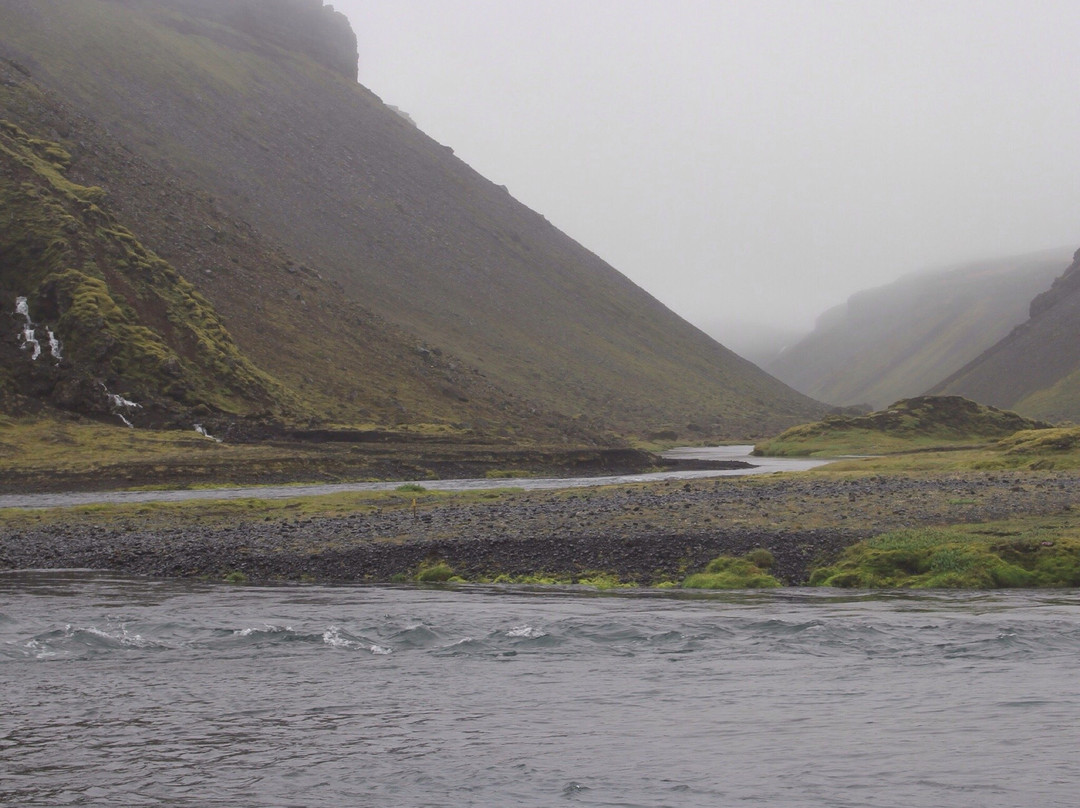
341 1 1080 345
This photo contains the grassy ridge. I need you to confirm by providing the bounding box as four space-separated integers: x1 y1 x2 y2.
0 69 591 440
929 250 1080 423
755 396 1051 457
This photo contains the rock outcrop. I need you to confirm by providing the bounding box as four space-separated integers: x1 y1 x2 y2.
153 0 359 81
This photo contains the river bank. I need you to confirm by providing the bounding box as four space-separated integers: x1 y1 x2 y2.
2 469 1077 585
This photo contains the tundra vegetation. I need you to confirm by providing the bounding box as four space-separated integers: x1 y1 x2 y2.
682 550 780 589
808 520 1080 589
1 0 1079 591
3 395 1080 590
754 396 1052 458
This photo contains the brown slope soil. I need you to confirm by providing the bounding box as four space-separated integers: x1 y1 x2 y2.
0 0 823 440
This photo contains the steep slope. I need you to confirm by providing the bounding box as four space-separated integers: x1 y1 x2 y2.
0 67 582 440
0 0 823 439
930 248 1080 422
0 119 291 423
766 252 1068 409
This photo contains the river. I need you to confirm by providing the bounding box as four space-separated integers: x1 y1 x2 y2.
3 571 1078 807
0 445 831 510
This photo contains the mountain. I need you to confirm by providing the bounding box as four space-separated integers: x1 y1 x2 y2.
0 0 823 441
765 251 1069 409
929 248 1080 423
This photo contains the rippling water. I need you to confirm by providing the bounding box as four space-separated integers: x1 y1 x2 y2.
3 572 1078 806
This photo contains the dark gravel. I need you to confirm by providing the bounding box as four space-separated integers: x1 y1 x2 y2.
2 470 1077 585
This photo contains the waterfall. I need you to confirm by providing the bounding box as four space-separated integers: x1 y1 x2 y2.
16 297 42 360
21 325 42 360
194 424 222 443
108 393 142 410
103 386 142 429
47 329 62 361
14 296 61 362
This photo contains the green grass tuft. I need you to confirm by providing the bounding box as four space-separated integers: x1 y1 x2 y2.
414 561 455 583
682 553 781 589
809 526 1080 588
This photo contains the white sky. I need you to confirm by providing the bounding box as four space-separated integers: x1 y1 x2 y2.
340 0 1080 335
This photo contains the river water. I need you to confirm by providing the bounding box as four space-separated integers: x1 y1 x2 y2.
3 571 1078 807
0 445 831 510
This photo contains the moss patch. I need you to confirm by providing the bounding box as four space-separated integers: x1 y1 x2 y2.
0 119 296 418
809 522 1080 588
682 552 781 589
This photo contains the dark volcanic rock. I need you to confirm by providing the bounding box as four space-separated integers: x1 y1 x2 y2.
3 470 1078 587
162 0 360 81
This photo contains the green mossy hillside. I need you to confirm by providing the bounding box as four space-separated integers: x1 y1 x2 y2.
0 1 826 440
809 525 1080 589
754 396 1052 457
0 120 296 420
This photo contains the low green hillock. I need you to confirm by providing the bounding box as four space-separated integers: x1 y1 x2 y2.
754 396 1052 457
682 550 780 589
809 524 1080 589
997 426 1080 455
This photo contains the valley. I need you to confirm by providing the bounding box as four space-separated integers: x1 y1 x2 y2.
1 1 1079 591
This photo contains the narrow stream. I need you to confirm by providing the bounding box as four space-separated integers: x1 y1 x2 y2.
0 445 832 510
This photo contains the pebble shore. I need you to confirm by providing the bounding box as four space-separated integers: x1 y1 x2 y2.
2 469 1077 585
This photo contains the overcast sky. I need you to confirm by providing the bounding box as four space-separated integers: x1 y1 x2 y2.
340 1 1080 341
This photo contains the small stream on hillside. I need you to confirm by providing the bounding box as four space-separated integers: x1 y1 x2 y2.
0 445 832 510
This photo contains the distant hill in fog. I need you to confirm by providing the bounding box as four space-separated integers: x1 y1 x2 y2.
766 251 1070 409
699 319 807 370
929 248 1080 423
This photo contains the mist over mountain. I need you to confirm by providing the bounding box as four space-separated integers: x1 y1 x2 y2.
765 251 1069 410
701 319 806 370
929 248 1080 423
0 0 823 440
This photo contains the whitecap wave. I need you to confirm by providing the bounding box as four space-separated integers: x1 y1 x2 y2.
507 625 547 639
234 624 293 637
323 626 392 655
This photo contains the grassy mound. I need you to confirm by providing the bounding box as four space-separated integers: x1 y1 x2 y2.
682 550 780 589
998 426 1080 455
754 396 1052 457
809 524 1080 588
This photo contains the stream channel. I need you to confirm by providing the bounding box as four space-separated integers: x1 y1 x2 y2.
0 445 831 510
